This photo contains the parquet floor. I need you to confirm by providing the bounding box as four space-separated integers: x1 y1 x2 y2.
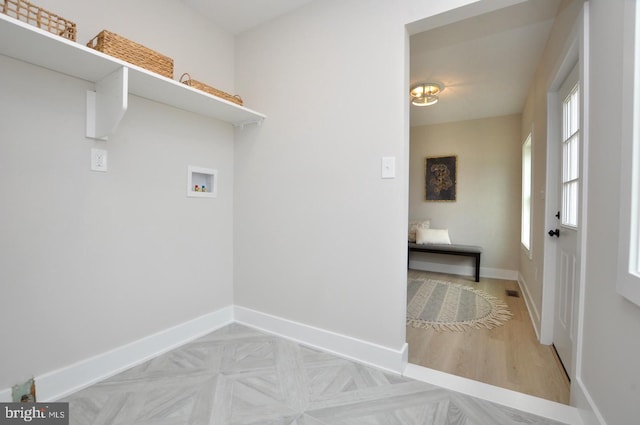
63 323 566 424
406 270 570 405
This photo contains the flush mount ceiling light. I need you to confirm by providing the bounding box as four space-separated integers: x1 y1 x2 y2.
410 83 442 106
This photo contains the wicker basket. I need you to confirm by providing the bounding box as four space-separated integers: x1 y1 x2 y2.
1 0 76 41
180 73 243 106
86 30 174 79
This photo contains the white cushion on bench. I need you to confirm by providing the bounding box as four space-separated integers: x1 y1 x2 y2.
408 219 430 242
416 227 451 245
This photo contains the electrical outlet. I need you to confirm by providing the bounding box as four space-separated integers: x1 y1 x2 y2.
91 148 107 172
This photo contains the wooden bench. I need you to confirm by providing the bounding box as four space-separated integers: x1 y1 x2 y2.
408 242 483 282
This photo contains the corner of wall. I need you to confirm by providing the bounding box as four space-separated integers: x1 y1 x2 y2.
572 376 608 425
234 306 408 375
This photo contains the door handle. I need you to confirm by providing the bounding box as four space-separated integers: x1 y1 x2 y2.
548 229 560 238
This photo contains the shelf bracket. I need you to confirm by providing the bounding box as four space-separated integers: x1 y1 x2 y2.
86 67 129 140
233 118 264 130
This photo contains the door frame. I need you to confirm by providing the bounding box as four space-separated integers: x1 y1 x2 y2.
540 2 589 383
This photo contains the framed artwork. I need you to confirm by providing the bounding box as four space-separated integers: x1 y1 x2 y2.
425 155 457 201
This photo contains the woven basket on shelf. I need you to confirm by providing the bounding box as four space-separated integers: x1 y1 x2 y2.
180 73 243 106
1 0 76 41
86 30 174 79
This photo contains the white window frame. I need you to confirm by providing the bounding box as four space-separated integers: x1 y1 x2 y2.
521 133 533 257
619 0 640 306
560 68 580 230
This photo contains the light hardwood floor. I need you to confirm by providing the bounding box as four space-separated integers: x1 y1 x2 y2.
406 270 570 405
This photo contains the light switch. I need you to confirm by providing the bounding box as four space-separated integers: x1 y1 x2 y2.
381 156 395 179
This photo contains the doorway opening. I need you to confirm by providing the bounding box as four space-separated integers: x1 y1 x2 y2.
405 0 585 405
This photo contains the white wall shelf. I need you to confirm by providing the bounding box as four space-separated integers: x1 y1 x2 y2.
0 14 266 136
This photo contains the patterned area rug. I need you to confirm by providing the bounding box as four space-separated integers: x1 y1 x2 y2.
407 279 513 331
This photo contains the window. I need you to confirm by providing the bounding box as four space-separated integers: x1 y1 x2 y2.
562 84 580 228
521 133 532 253
618 0 640 306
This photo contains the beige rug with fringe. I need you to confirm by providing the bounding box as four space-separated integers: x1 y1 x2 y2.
407 279 513 331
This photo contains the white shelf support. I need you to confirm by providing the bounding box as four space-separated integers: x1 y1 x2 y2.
233 118 265 130
86 67 129 140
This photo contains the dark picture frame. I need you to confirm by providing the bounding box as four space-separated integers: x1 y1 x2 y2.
425 155 457 201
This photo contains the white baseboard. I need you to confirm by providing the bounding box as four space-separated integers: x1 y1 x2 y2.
0 307 234 402
1 305 408 403
409 259 518 281
0 304 604 425
482 266 518 280
234 306 408 374
404 363 584 425
572 376 607 425
517 272 542 340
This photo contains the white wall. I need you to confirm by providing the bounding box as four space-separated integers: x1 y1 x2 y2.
518 0 640 422
233 0 409 351
577 0 640 423
232 0 497 352
409 115 521 275
519 0 582 331
0 0 550 402
0 0 235 392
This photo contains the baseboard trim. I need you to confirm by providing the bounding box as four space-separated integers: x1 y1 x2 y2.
0 307 603 425
234 306 408 374
481 266 518 281
1 306 408 402
409 260 517 281
404 363 584 425
517 272 542 340
2 307 234 402
572 376 608 425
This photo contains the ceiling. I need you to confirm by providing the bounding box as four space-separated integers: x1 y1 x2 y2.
182 0 314 34
180 0 562 127
410 0 563 126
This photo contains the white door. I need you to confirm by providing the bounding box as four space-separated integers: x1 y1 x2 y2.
550 64 580 379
